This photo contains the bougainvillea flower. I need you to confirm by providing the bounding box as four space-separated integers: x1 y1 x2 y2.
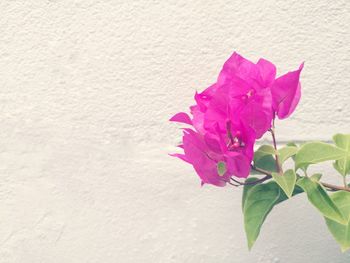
218 52 260 88
201 119 256 160
174 128 251 186
220 119 256 161
242 89 273 136
169 112 192 125
216 53 275 138
256 58 276 87
201 87 230 133
170 51 303 187
271 63 304 119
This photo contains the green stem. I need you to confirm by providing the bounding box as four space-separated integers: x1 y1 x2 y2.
237 166 350 192
322 181 350 192
270 120 282 174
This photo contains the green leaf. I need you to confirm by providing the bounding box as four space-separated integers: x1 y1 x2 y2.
272 169 296 198
243 181 304 250
254 145 277 162
243 182 303 250
310 173 322 182
287 142 298 147
325 191 350 252
242 177 259 211
333 134 350 176
287 142 299 163
278 146 298 164
217 161 226 176
252 155 277 175
290 142 310 172
297 177 346 224
243 181 282 250
295 142 346 170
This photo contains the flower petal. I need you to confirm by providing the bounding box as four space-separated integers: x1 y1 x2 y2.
257 58 276 87
218 52 259 86
194 84 217 111
271 63 304 119
226 152 251 178
169 112 192 125
182 130 226 187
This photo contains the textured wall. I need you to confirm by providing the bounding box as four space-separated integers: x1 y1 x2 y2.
0 0 350 262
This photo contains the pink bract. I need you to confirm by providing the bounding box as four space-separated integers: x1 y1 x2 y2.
170 51 303 187
271 63 304 119
178 129 251 186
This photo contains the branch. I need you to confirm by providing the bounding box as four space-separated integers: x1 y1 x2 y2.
269 123 281 173
230 176 271 186
320 182 350 192
241 175 271 185
232 165 350 192
251 165 272 176
230 165 272 186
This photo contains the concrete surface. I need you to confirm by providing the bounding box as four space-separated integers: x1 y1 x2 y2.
0 0 350 262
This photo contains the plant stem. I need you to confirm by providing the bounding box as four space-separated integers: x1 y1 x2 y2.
322 182 350 192
270 120 282 174
251 165 272 176
233 166 350 192
244 175 271 185
230 120 350 192
230 165 272 186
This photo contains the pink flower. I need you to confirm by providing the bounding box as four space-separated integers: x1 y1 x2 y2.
217 53 275 138
191 84 219 134
217 52 303 132
170 51 303 187
169 112 192 125
271 63 304 119
172 129 251 186
170 108 256 185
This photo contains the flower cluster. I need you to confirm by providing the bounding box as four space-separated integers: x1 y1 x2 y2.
170 52 303 186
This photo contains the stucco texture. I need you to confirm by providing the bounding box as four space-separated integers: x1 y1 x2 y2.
0 0 350 262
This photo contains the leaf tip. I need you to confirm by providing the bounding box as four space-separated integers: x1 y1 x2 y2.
341 246 350 253
247 240 255 251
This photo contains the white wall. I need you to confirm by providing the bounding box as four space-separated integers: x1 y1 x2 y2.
0 0 350 262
